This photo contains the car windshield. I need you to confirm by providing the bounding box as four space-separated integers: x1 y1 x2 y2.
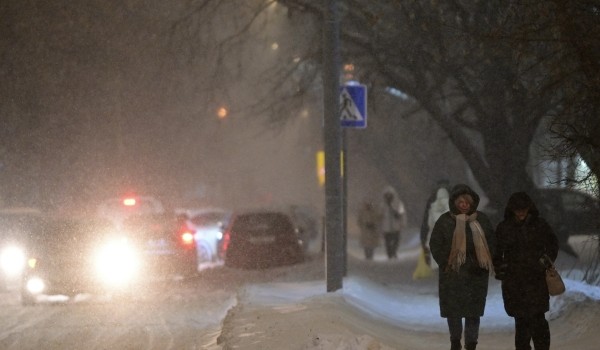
231 213 294 237
122 214 179 236
191 212 229 227
560 191 600 212
29 218 115 253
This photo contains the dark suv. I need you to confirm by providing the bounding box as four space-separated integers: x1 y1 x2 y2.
222 210 304 269
537 188 600 255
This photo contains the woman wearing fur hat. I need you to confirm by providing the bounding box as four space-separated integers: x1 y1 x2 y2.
493 192 558 350
429 184 495 350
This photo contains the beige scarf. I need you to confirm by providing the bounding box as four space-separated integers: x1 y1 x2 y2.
448 213 494 273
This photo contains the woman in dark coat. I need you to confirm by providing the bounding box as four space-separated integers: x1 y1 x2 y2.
430 184 495 350
493 192 559 350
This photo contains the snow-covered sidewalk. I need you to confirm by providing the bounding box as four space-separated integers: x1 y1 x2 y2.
214 229 600 349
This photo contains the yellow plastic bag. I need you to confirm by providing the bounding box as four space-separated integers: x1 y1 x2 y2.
413 247 433 280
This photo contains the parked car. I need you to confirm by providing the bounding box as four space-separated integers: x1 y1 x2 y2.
120 213 198 278
288 205 320 253
221 210 305 269
187 208 231 263
537 188 600 255
0 207 44 291
21 217 135 305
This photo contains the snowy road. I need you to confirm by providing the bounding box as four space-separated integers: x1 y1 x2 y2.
0 276 236 350
0 254 326 350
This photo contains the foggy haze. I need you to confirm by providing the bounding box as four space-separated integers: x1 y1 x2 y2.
0 1 475 227
0 2 327 216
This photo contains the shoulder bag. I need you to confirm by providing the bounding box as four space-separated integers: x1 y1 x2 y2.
541 254 566 296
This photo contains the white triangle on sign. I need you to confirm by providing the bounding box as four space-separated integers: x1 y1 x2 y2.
340 89 364 121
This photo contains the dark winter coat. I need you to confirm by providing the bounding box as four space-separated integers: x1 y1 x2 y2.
429 184 495 318
493 197 559 317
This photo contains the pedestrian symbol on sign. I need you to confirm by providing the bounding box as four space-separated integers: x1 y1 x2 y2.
340 83 367 128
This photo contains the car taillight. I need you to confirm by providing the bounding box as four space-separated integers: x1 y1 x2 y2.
123 197 137 206
179 227 195 249
221 230 231 252
181 231 194 245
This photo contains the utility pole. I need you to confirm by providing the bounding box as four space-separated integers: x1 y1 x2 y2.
323 0 343 292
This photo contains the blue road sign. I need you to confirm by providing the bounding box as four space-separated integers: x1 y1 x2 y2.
340 83 367 128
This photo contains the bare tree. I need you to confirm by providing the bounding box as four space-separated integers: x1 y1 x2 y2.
174 1 588 211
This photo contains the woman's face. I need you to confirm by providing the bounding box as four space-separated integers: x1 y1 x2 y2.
514 208 529 222
455 195 473 214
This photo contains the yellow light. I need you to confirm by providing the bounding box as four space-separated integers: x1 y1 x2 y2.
316 151 325 186
28 258 37 268
316 150 344 187
123 198 136 206
217 107 228 119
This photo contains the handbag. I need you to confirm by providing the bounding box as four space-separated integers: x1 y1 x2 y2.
541 254 566 296
412 247 433 280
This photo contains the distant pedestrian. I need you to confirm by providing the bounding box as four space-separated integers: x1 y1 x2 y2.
426 187 450 270
429 184 495 350
357 199 381 260
379 186 406 260
493 192 559 350
420 179 451 266
414 186 450 279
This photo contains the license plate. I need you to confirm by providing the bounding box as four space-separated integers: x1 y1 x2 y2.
146 239 172 254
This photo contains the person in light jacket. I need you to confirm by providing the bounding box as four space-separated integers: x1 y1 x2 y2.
493 192 559 350
429 184 495 350
425 187 450 270
379 186 406 259
420 179 451 265
357 199 381 260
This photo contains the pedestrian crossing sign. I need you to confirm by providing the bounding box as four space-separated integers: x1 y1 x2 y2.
340 83 367 128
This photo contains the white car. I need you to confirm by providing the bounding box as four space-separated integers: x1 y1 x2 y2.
97 195 164 229
187 208 231 263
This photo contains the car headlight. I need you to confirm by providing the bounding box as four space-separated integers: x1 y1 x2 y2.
94 238 140 287
26 277 45 294
0 245 26 276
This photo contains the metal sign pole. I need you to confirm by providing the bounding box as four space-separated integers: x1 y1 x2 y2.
323 0 343 292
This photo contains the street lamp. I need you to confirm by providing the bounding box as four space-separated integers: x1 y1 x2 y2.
217 107 228 119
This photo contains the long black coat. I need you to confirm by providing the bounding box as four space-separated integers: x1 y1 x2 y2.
494 212 559 317
429 185 495 318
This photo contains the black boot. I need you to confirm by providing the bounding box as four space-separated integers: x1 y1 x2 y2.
465 342 477 350
450 339 462 350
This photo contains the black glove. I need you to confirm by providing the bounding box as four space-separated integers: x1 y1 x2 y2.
495 263 508 280
539 254 554 269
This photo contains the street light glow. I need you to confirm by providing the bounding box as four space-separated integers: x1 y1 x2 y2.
217 107 228 119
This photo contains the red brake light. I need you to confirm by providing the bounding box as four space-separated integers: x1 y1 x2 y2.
123 197 137 206
221 230 231 252
178 223 195 249
181 231 194 245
